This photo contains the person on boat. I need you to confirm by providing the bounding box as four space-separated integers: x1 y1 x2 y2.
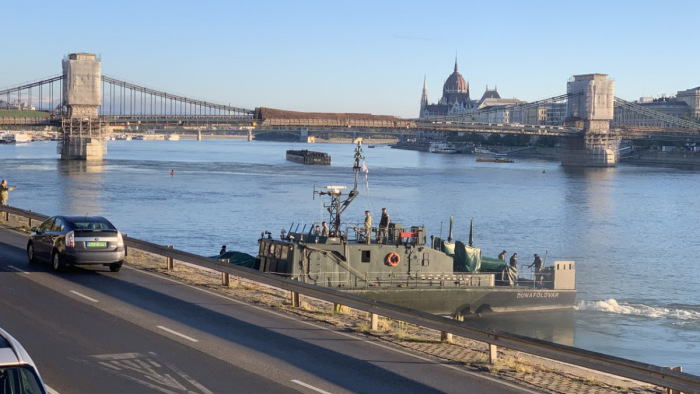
314 225 321 236
509 253 518 268
321 221 329 237
364 210 372 244
219 245 226 255
377 208 390 244
498 250 507 260
529 254 544 286
0 179 16 206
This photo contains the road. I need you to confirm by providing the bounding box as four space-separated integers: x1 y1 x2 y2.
0 226 533 393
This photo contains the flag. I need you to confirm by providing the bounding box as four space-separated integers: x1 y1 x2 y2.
361 160 369 189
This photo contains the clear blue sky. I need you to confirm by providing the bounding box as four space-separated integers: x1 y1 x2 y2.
1 0 698 118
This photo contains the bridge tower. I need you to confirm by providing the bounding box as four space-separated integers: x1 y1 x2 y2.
563 74 619 167
59 53 106 160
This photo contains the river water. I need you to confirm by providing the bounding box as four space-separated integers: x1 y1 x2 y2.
2 139 699 375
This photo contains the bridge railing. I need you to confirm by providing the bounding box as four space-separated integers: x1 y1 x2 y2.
1 204 698 392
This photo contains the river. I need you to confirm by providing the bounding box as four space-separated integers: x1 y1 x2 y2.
2 139 699 375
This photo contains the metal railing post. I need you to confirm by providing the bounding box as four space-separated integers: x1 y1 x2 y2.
166 245 174 270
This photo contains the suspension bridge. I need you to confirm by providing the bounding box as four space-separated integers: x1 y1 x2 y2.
1 53 699 166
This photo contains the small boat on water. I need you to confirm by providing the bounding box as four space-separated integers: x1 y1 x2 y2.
247 142 576 317
477 157 514 163
286 149 331 165
166 134 180 141
429 141 457 154
474 147 513 163
0 132 32 144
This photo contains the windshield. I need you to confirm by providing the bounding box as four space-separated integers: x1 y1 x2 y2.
0 365 46 394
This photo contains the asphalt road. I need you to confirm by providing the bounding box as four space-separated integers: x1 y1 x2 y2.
0 226 533 393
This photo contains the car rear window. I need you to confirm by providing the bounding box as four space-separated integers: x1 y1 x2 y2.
72 221 115 230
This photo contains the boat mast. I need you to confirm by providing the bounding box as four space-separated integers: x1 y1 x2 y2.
316 141 363 235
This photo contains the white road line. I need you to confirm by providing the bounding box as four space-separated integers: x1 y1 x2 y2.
156 325 199 342
46 384 60 394
291 379 332 394
8 265 30 274
69 290 99 303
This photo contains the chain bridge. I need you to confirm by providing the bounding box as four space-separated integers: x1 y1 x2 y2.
1 53 698 166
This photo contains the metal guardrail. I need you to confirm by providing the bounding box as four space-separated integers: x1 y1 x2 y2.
1 205 698 392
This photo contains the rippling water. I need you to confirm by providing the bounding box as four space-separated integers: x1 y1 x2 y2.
2 139 699 375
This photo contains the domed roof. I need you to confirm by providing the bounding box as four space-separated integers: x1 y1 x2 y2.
443 59 467 93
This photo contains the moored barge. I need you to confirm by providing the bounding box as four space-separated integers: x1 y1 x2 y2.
286 149 331 165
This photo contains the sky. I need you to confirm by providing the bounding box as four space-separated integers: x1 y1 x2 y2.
1 0 698 118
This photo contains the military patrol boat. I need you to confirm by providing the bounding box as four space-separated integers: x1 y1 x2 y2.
256 142 576 316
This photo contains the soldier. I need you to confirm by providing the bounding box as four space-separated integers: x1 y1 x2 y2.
529 254 544 286
0 179 17 206
498 250 507 260
377 208 390 243
509 253 518 268
321 221 329 237
219 245 227 255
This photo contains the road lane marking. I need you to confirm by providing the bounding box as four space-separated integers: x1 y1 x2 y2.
70 290 99 303
157 325 199 342
291 379 332 394
8 265 30 274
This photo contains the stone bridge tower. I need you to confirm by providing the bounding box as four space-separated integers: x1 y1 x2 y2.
563 74 619 167
60 53 106 160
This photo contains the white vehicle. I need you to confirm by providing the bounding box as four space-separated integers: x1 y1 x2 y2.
0 328 47 393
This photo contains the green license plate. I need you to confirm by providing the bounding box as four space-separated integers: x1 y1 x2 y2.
87 241 107 247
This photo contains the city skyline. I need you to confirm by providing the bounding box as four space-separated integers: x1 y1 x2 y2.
1 0 698 119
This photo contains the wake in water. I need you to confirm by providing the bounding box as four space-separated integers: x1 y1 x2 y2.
576 299 700 321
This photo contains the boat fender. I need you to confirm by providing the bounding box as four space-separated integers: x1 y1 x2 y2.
386 252 400 267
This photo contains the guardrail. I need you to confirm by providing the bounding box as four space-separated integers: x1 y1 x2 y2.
1 205 698 392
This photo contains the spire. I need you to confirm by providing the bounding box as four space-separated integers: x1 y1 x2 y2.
420 75 429 114
454 54 458 72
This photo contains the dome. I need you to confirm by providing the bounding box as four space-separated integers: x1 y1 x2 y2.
443 60 467 93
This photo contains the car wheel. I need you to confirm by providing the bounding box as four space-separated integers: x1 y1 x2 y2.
27 243 37 264
52 252 64 272
109 262 122 272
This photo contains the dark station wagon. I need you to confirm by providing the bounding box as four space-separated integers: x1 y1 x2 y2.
27 215 126 272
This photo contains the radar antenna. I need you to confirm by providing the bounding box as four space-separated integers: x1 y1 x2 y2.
314 141 364 234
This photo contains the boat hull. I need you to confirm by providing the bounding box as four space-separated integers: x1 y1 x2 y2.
347 287 576 316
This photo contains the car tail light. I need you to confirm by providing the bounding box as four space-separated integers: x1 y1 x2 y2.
67 231 74 248
117 232 124 248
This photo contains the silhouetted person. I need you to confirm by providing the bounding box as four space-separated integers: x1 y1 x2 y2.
377 208 389 243
219 245 226 255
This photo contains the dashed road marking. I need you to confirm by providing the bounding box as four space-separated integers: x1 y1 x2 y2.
157 325 199 342
70 290 99 303
291 379 332 394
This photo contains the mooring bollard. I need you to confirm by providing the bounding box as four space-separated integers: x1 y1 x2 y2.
166 245 174 270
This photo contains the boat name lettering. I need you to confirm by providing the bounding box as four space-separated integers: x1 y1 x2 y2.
516 292 559 299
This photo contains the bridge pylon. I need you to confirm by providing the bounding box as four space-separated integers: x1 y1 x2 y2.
59 53 106 160
563 74 619 167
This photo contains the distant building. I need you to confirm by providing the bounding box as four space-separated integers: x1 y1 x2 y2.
419 59 524 121
613 86 700 128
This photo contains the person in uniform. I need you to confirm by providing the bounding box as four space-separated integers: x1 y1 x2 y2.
528 254 544 287
321 221 329 237
219 245 227 255
377 208 390 243
498 250 507 260
509 253 518 268
364 210 372 244
0 179 16 206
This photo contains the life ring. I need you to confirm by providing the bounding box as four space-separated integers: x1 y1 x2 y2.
386 252 400 267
